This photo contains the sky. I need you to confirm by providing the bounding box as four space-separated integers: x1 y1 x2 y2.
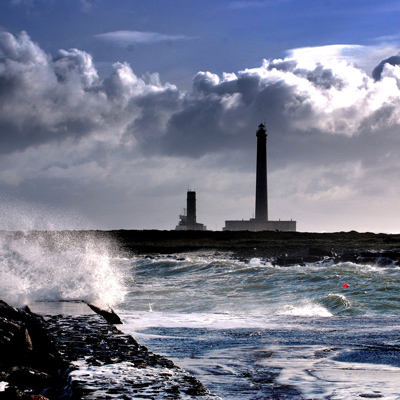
1 0 400 232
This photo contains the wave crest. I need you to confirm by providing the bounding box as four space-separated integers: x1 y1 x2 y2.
0 231 126 308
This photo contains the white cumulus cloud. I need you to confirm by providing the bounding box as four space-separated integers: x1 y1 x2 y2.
1 30 400 231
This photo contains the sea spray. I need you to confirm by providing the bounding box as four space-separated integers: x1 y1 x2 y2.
0 196 88 231
0 231 127 308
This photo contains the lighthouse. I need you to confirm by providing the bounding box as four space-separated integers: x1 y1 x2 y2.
223 123 296 231
255 123 268 222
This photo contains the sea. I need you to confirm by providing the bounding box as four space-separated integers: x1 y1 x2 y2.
2 232 400 399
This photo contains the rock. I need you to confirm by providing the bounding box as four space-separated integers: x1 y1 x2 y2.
275 256 304 266
0 318 33 363
0 386 49 400
308 247 330 257
87 303 123 324
303 255 322 263
0 300 67 399
337 252 360 264
0 301 29 323
6 367 52 391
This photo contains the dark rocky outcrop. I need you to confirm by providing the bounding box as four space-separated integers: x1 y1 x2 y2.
0 300 66 400
0 300 216 399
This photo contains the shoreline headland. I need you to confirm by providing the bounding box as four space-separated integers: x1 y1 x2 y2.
3 229 400 265
108 229 400 259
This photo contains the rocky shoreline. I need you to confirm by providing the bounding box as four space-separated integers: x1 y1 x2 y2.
0 300 216 399
0 300 65 399
107 230 400 266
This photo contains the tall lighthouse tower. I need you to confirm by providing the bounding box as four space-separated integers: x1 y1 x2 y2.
255 123 268 222
223 122 296 232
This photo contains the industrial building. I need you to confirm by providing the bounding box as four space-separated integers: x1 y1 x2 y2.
223 124 296 231
175 191 207 231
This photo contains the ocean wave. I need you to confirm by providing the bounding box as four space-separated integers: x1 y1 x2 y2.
0 232 126 308
320 293 352 314
276 303 333 317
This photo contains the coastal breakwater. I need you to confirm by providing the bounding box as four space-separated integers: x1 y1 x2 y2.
0 300 217 399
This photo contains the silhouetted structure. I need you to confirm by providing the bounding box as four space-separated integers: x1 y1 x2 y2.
224 124 296 231
255 123 268 222
176 191 207 231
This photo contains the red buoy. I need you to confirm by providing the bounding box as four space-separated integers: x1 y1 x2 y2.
343 283 349 288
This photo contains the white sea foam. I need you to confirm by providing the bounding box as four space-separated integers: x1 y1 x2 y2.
69 360 220 400
260 345 400 400
119 311 282 332
277 303 333 317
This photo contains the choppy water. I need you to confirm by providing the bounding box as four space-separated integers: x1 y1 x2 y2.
2 233 400 399
117 253 400 399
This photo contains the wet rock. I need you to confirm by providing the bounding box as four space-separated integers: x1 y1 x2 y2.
337 252 361 264
308 247 334 257
275 256 304 266
182 375 210 396
0 386 49 400
303 255 322 263
0 318 33 358
41 313 218 398
87 303 123 324
0 300 67 399
6 367 52 391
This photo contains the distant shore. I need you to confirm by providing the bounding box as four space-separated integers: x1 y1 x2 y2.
109 230 400 265
3 229 400 264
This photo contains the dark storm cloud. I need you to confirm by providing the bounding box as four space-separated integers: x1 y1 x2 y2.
159 58 376 160
372 54 400 81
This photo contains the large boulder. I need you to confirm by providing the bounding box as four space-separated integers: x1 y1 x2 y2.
0 300 62 399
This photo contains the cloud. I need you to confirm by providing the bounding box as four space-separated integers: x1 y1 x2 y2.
5 31 400 162
0 31 181 154
94 31 195 47
2 30 400 231
372 53 400 81
157 48 400 163
287 44 366 66
372 33 400 45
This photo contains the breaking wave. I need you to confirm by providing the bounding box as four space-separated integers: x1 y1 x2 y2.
0 231 126 308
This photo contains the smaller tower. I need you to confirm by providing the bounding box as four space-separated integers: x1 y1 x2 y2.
175 191 207 230
186 191 197 228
